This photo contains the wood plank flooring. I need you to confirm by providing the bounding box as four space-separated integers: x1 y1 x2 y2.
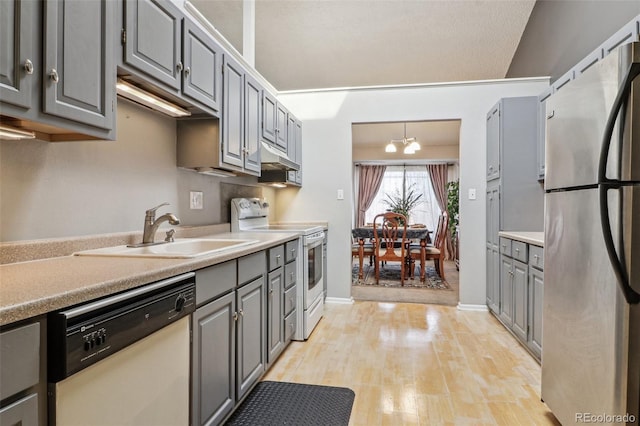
264 301 560 425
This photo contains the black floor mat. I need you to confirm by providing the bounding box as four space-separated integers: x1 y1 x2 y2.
224 381 355 425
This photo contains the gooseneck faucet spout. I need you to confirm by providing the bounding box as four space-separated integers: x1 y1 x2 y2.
141 203 180 245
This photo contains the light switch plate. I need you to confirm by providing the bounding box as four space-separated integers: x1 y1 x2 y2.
190 191 203 209
468 188 476 200
337 189 344 200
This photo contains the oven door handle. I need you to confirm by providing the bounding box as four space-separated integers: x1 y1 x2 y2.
305 233 325 246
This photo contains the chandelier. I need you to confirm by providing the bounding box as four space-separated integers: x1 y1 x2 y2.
385 122 421 154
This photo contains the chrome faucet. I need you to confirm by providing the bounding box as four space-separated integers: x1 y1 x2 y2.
141 202 180 245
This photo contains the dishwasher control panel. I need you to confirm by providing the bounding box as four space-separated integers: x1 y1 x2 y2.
48 273 195 382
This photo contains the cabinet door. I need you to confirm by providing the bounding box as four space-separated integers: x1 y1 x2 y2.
287 114 296 163
243 74 262 175
44 0 114 129
295 120 303 184
182 20 222 114
0 0 36 109
499 255 513 327
528 267 544 359
486 103 500 181
222 55 245 169
124 0 182 91
512 259 528 342
192 292 236 426
537 87 553 181
275 103 288 152
236 277 266 401
267 268 284 364
262 91 277 144
486 246 500 314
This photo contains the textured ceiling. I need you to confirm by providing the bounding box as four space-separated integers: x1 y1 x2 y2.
191 0 536 91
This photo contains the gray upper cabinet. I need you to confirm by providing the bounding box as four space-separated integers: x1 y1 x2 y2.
222 54 245 170
124 0 182 91
486 105 500 181
262 91 277 144
44 0 115 130
182 20 222 114
275 102 288 152
243 74 262 175
0 0 115 140
0 0 36 110
537 87 553 181
486 182 500 314
122 0 221 115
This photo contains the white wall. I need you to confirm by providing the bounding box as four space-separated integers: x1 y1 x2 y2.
274 78 548 305
0 100 270 241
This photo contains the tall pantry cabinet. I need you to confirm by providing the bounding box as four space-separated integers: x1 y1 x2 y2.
485 97 544 315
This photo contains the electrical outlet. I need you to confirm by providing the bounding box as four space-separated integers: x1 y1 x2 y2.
468 188 476 200
190 191 203 209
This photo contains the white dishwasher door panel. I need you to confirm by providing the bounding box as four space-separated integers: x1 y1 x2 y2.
55 317 190 426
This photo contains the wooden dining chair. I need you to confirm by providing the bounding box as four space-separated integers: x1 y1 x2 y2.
408 212 448 281
372 212 408 285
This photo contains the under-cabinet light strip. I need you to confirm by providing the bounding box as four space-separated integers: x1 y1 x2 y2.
116 79 191 118
0 124 36 140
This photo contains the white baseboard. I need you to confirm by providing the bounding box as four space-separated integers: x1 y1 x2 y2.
457 303 489 312
324 296 354 304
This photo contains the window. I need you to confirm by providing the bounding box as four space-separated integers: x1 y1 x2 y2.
364 165 441 231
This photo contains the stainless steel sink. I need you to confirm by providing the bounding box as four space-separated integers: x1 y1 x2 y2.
74 238 259 259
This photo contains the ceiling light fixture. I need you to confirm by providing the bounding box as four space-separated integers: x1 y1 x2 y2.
385 123 420 154
116 79 191 118
0 123 36 140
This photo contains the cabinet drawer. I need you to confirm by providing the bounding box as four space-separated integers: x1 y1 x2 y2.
0 393 38 425
268 245 285 271
512 241 528 263
239 251 266 285
284 310 296 342
284 261 297 289
529 245 544 270
284 285 297 317
499 238 512 256
285 239 299 262
0 322 40 400
196 260 236 305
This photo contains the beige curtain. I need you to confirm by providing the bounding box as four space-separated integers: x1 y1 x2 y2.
356 165 386 227
426 164 453 259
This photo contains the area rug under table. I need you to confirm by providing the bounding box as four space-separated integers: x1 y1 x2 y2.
352 263 450 289
224 381 355 425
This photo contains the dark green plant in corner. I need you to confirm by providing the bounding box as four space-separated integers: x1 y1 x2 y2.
447 180 459 236
384 181 423 224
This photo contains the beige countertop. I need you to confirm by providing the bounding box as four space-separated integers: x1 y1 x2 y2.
498 231 544 247
0 231 300 326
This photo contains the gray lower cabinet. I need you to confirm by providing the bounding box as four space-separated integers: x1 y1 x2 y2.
267 245 285 365
495 236 544 362
192 256 266 426
0 0 115 140
0 318 46 426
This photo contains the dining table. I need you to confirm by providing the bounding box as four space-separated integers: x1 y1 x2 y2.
352 226 432 281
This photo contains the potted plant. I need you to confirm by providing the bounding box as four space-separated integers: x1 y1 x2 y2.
446 180 459 236
383 182 423 225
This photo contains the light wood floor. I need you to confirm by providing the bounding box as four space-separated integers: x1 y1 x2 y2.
264 301 560 425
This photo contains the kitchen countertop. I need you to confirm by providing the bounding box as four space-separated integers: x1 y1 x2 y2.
498 231 544 247
0 231 300 326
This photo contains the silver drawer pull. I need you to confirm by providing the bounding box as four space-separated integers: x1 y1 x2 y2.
49 68 59 83
534 254 539 260
515 248 520 253
24 59 34 75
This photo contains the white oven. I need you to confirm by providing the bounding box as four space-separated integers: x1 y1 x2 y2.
231 198 325 340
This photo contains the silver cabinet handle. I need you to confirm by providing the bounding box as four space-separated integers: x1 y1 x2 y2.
24 59 34 75
238 309 244 317
233 312 239 321
290 272 295 280
49 69 59 83
269 288 273 295
534 254 539 259
184 66 190 76
176 62 183 72
515 248 520 253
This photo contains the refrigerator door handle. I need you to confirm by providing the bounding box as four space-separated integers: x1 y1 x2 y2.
597 62 640 184
599 184 640 304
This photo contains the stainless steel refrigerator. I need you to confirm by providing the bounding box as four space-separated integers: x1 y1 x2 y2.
543 42 640 425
